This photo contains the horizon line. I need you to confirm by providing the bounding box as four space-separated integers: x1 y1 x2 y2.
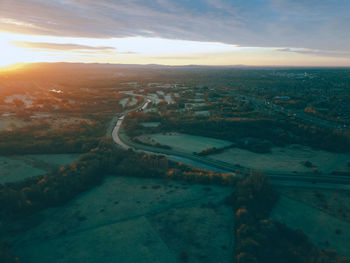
2 62 350 71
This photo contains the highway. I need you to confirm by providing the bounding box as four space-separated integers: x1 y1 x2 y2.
112 98 151 150
230 91 349 130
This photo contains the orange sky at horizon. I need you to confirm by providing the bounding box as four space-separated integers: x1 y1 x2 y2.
1 27 350 68
1 0 350 68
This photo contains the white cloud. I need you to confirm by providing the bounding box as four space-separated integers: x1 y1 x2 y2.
0 0 348 53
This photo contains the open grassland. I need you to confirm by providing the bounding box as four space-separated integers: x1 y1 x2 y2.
0 115 92 131
185 103 206 109
279 187 350 222
271 195 350 257
119 97 129 108
164 93 174 104
148 93 161 104
0 154 80 184
193 110 210 116
209 144 350 174
119 97 138 108
129 97 137 106
140 122 161 127
0 118 29 131
9 176 234 263
0 156 46 183
137 132 232 154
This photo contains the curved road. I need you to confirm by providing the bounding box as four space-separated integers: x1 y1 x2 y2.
112 99 151 149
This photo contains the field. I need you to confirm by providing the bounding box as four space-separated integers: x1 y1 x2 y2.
0 117 29 131
136 133 232 153
9 176 234 263
209 144 350 174
119 97 129 108
0 115 91 131
164 93 174 104
148 93 161 104
0 154 80 184
140 122 161 127
193 110 210 116
271 195 350 257
185 103 206 109
2 64 350 262
279 187 350 221
120 97 138 108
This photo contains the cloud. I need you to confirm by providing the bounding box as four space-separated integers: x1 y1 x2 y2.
149 55 203 60
275 47 350 58
12 41 116 51
0 0 349 53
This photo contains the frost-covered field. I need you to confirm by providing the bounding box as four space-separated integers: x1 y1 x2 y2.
164 93 174 104
209 144 350 174
0 118 29 131
272 195 350 257
119 97 129 108
137 132 232 153
140 122 161 127
194 110 210 116
147 93 161 104
0 154 80 184
11 176 234 263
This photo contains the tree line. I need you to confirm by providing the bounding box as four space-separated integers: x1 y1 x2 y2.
226 172 350 263
125 110 350 154
0 139 238 262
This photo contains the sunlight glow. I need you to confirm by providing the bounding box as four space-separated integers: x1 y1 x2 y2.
1 31 350 68
0 32 241 67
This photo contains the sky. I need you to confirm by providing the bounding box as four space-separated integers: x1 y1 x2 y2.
0 0 350 67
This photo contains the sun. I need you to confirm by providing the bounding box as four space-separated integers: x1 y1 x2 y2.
0 63 28 72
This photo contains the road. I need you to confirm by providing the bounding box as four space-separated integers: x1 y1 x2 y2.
111 94 350 190
112 99 151 150
230 91 349 130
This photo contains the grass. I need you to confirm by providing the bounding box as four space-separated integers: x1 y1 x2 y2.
118 127 241 173
10 176 234 263
194 110 209 116
119 97 129 108
140 122 161 127
279 187 350 222
0 156 46 184
209 144 350 174
0 118 28 131
137 132 232 154
0 154 80 184
164 94 174 104
271 195 350 257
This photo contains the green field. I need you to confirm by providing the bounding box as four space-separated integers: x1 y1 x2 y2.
0 154 80 184
119 97 129 108
11 176 234 263
194 110 210 116
0 118 29 131
137 133 232 153
271 195 350 257
140 122 161 127
164 93 174 104
209 144 350 174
